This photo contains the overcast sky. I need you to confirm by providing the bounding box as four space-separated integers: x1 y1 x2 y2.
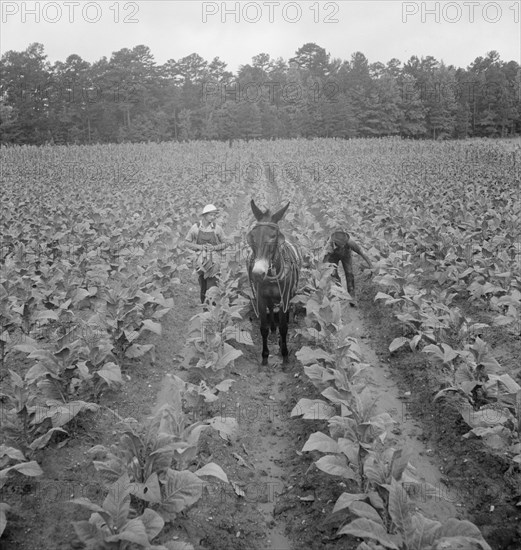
1 1 519 71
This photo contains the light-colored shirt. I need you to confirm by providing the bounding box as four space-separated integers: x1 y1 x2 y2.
185 222 225 246
185 222 226 277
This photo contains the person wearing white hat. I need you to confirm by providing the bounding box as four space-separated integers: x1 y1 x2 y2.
185 204 230 303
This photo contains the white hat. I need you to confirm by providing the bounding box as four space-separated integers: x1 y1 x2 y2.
201 204 218 215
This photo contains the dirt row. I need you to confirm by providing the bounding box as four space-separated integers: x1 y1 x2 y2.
356 275 521 549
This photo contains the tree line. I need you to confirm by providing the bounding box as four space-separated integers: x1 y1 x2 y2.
0 42 519 145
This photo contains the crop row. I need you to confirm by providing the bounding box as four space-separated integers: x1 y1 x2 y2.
0 141 247 545
264 147 494 548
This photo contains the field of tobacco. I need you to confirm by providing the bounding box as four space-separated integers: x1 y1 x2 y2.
0 137 520 550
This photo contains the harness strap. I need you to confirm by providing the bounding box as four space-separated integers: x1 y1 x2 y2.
252 222 280 229
248 240 301 315
247 221 302 315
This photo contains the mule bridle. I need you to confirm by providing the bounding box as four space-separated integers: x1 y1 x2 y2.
247 222 298 316
247 222 281 274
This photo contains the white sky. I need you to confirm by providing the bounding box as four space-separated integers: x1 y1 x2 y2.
0 1 519 71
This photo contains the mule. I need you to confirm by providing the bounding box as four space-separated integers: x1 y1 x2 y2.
323 229 372 304
246 200 302 365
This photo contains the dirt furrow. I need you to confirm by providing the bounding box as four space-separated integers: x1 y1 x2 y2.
282 183 463 538
149 187 297 549
341 301 458 522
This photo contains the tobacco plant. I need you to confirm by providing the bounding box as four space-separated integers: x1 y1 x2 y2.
88 374 235 521
180 266 251 385
71 473 168 549
0 445 43 537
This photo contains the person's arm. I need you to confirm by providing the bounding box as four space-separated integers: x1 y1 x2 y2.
211 226 230 251
322 236 335 260
185 224 204 251
347 239 372 268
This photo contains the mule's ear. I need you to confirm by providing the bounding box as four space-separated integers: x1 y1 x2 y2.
272 202 290 224
251 199 264 221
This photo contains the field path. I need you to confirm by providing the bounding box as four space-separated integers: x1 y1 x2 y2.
342 302 458 521
140 188 297 549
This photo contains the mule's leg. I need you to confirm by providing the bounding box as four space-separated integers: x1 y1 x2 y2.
259 308 270 365
279 307 289 363
269 307 276 333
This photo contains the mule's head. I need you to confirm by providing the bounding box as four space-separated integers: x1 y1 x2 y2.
247 199 289 280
